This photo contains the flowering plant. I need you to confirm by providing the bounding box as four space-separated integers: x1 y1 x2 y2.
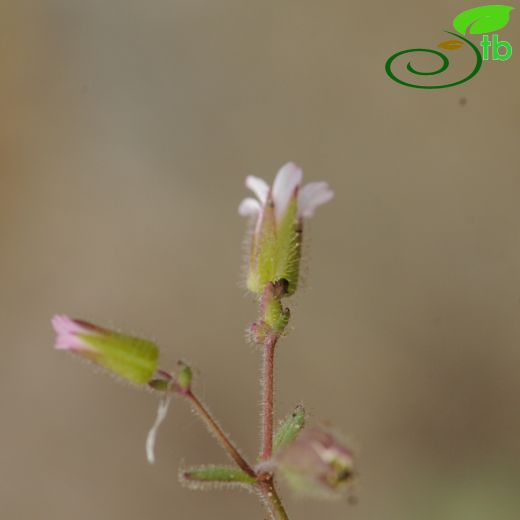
53 162 355 519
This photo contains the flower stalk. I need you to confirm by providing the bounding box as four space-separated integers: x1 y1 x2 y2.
181 385 290 519
261 333 278 461
184 389 256 478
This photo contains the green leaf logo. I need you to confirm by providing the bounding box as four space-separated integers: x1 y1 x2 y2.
453 5 514 35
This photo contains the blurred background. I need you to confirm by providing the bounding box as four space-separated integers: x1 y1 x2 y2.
1 1 519 519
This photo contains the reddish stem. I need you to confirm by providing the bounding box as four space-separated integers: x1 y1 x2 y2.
258 476 290 520
261 334 278 460
185 389 256 478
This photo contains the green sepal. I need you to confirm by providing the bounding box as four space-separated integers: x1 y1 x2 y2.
273 404 306 453
273 197 301 295
81 332 158 385
247 195 302 296
181 465 256 484
148 379 170 391
248 199 277 294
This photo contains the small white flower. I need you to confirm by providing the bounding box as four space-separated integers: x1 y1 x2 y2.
239 162 334 296
239 162 334 222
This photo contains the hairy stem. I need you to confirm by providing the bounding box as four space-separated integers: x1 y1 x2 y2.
261 335 278 460
185 389 256 478
257 477 290 520
185 389 290 518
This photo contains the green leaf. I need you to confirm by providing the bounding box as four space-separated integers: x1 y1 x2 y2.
273 404 306 453
453 5 514 35
180 465 256 485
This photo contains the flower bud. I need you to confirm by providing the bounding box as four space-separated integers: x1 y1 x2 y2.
262 281 290 333
273 425 355 498
239 162 333 297
249 320 271 344
176 361 193 392
52 314 159 385
148 369 174 391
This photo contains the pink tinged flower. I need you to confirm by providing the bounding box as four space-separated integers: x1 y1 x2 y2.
238 162 334 295
53 315 103 351
272 425 355 499
51 314 159 385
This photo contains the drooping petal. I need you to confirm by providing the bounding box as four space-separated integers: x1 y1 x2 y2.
272 162 303 222
245 175 269 204
238 197 261 217
298 182 334 218
146 394 171 464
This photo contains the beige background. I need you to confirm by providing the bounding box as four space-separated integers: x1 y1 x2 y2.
1 1 519 519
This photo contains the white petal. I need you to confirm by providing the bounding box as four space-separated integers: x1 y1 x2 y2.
298 182 334 218
272 162 303 222
146 395 171 464
245 176 269 204
238 197 261 217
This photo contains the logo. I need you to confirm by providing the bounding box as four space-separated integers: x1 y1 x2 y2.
385 5 514 89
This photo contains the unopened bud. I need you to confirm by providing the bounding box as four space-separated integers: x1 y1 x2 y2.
177 361 193 392
262 282 290 333
148 369 174 391
250 320 270 344
52 314 158 385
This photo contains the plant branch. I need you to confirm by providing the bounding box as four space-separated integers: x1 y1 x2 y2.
184 389 290 518
185 389 256 478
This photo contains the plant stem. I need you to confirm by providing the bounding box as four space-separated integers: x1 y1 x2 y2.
261 334 278 460
185 388 290 518
185 389 256 478
257 477 290 520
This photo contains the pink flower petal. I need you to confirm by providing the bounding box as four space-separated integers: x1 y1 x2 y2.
272 162 303 222
51 314 92 351
51 315 85 335
53 332 86 350
298 182 334 218
238 197 262 217
245 176 269 204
